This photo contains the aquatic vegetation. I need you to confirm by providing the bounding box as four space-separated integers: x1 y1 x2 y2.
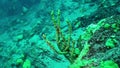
43 13 120 68
43 10 76 63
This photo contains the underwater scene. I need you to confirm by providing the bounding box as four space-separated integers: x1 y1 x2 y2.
0 0 120 68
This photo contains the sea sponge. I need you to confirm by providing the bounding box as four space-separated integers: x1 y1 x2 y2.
100 60 119 68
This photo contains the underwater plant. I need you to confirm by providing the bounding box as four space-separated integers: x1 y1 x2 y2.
43 10 120 68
